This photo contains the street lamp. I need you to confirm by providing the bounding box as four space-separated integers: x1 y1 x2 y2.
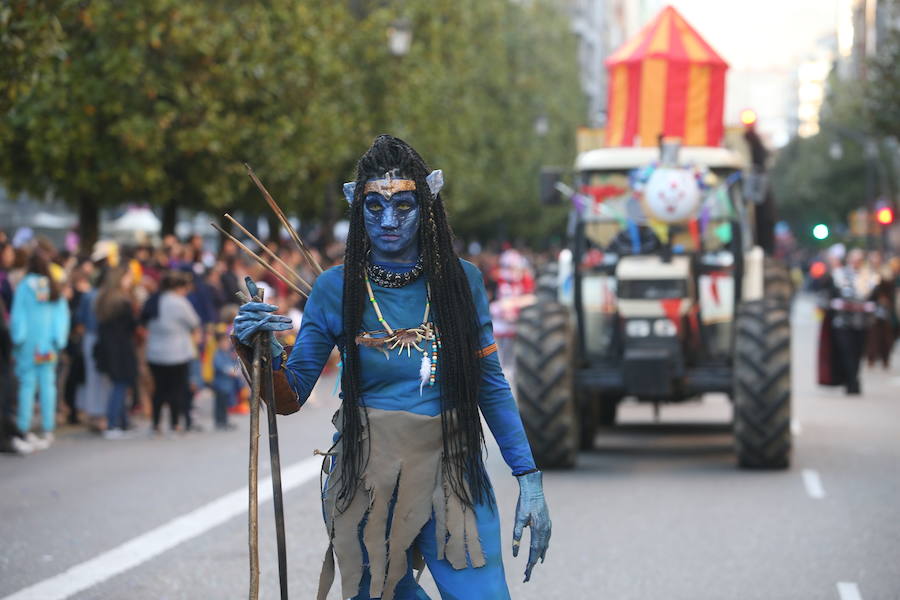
387 18 412 56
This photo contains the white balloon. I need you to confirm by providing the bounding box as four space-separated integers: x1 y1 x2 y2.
643 167 701 223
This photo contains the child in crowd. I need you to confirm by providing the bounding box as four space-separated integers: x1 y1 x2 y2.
211 325 241 431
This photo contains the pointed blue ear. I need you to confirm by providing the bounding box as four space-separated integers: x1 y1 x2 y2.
343 182 357 205
426 170 444 196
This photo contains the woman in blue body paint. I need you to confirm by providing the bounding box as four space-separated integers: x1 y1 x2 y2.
234 135 550 600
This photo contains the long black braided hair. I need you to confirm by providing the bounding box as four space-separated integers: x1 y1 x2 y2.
336 134 490 511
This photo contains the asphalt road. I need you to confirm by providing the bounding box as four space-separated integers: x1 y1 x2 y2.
2 295 899 599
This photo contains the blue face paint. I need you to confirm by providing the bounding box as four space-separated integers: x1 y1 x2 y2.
364 189 420 263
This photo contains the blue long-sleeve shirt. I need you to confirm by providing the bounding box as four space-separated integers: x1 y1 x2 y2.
281 259 536 476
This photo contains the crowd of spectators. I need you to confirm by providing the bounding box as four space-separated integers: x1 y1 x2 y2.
0 228 343 454
0 229 542 455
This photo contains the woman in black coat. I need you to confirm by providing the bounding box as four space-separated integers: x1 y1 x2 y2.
94 266 138 438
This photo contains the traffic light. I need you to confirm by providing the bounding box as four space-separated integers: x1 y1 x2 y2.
876 206 894 226
812 223 829 240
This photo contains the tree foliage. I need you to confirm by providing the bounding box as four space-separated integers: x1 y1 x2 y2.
0 0 584 249
771 129 869 237
772 33 900 246
865 27 900 140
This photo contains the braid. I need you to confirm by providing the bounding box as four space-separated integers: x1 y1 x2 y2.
336 193 370 511
337 135 489 510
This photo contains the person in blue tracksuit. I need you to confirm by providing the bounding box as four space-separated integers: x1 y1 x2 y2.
234 136 550 600
10 251 70 450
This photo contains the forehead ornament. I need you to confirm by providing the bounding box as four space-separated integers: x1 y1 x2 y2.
343 169 444 205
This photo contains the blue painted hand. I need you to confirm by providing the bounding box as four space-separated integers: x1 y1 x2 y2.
512 471 551 582
233 277 291 357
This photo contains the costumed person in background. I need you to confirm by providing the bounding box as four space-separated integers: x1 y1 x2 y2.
489 247 535 370
0 293 33 454
10 250 70 450
233 135 550 600
863 250 895 369
821 248 873 395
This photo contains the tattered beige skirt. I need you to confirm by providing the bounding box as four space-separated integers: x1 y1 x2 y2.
317 408 485 600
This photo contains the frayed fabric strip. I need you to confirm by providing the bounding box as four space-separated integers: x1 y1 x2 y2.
318 408 486 600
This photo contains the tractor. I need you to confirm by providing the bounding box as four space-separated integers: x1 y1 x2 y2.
515 142 792 470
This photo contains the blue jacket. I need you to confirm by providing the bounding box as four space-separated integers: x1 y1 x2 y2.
10 274 70 369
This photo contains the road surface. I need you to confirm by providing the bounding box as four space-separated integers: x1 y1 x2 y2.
1 296 898 599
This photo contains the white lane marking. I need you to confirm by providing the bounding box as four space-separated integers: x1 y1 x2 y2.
802 469 826 499
1 456 322 600
837 582 862 600
790 419 802 436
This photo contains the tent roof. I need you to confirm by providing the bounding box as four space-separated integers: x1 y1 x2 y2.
605 5 727 67
109 207 161 233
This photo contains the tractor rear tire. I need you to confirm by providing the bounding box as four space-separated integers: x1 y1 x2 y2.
733 298 791 469
536 263 559 302
764 257 793 302
515 299 579 469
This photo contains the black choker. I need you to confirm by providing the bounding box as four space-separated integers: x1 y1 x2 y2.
366 257 424 288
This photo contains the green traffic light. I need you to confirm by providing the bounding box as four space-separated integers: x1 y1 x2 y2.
812 224 829 240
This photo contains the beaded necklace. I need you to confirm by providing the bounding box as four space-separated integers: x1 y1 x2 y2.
356 276 440 393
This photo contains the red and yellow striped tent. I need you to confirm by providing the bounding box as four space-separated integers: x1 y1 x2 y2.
605 5 728 147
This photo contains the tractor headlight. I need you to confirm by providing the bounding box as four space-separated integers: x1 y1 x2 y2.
625 319 651 337
653 318 677 337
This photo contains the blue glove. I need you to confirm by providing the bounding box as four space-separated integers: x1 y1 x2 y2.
513 470 551 582
233 277 292 358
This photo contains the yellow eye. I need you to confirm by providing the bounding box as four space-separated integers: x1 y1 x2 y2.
396 202 412 211
366 202 383 212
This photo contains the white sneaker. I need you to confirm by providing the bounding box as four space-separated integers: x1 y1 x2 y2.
39 432 54 449
103 428 124 440
10 436 34 455
26 432 50 451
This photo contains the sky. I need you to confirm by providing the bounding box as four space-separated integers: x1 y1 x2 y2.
634 0 841 145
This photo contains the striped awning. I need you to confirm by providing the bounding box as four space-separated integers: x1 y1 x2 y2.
605 5 728 148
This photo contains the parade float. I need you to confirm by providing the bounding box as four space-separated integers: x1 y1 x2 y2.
517 5 793 470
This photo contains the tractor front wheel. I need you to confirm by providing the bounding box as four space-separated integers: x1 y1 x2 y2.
733 298 791 469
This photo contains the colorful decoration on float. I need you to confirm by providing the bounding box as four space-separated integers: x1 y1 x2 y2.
624 160 741 248
643 167 702 223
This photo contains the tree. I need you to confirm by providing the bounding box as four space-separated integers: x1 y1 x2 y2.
771 64 896 245
771 131 868 240
1 0 585 249
865 27 900 140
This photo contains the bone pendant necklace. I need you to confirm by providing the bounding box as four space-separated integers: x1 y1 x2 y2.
359 276 439 394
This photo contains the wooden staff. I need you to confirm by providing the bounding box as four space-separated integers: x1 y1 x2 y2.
244 164 325 275
262 347 289 599
236 286 289 600
223 213 313 294
211 222 308 299
246 289 264 600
